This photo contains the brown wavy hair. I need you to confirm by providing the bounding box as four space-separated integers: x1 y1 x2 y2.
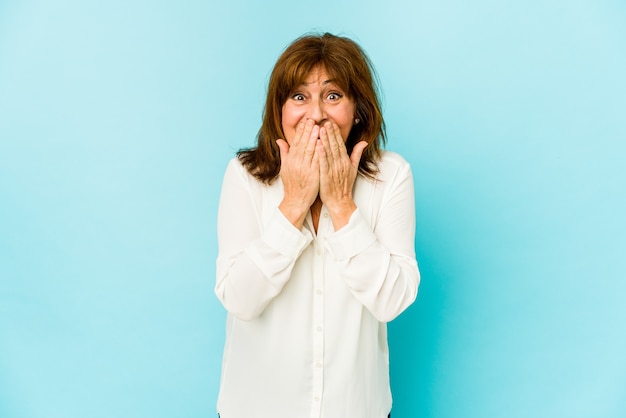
238 32 386 183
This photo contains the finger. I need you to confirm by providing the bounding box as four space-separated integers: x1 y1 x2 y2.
350 140 368 167
276 139 290 160
303 124 319 161
294 119 315 150
329 122 347 159
289 120 305 149
319 125 335 167
316 138 328 174
313 139 322 170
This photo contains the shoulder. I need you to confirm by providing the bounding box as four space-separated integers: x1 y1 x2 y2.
223 157 244 179
378 150 410 168
223 157 277 193
226 156 245 172
222 157 256 188
373 150 412 182
225 156 258 180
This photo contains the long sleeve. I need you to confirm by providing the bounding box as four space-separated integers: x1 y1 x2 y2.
215 151 419 418
215 159 313 320
324 157 419 322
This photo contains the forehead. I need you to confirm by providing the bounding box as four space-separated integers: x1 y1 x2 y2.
294 65 347 91
302 67 330 84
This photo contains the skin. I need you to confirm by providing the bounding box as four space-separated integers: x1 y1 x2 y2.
276 66 368 232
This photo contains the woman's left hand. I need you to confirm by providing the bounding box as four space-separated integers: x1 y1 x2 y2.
317 122 368 230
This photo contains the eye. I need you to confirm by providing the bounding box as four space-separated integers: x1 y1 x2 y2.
327 92 343 101
291 93 306 101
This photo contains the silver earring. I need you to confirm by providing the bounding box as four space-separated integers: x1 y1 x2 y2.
354 118 360 124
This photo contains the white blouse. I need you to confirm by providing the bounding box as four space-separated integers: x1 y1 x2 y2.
215 150 420 418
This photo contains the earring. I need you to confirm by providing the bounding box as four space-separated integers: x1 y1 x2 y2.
354 118 360 124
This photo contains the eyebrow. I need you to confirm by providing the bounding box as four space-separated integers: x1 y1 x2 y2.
301 79 336 86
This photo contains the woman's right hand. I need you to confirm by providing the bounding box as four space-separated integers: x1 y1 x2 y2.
276 119 320 229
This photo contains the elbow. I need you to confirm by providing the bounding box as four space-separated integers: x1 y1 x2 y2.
375 294 416 323
230 309 262 322
228 303 265 321
214 285 266 321
374 267 420 323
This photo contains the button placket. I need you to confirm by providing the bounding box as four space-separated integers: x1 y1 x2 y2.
310 239 325 418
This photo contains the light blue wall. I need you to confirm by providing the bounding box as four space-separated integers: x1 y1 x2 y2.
1 1 624 417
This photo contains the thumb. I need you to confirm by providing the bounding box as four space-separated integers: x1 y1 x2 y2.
350 141 368 167
276 139 289 158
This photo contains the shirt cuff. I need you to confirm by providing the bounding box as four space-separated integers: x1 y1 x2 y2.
261 207 313 259
324 208 376 260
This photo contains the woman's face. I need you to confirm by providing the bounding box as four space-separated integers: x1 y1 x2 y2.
281 66 356 145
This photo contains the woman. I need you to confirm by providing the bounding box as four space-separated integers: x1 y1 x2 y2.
215 33 420 418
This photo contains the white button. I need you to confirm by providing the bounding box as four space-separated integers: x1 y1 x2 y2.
316 325 322 332
316 362 322 368
316 249 322 256
316 289 322 295
314 396 320 402
323 213 329 218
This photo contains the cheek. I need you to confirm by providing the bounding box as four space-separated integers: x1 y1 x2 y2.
338 108 356 141
281 107 295 142
337 100 355 127
340 126 352 143
281 105 305 143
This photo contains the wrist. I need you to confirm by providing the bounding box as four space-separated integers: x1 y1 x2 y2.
279 199 310 229
325 199 356 231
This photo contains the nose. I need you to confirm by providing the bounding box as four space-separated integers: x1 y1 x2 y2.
308 98 327 125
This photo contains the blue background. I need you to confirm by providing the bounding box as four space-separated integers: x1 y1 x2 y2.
1 1 625 417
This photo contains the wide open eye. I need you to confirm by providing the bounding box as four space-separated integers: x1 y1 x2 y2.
291 93 306 101
327 92 343 101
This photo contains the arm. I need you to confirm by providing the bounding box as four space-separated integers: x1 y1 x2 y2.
215 159 313 320
325 162 420 322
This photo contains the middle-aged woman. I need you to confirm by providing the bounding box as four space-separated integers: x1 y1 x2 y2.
215 32 420 418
